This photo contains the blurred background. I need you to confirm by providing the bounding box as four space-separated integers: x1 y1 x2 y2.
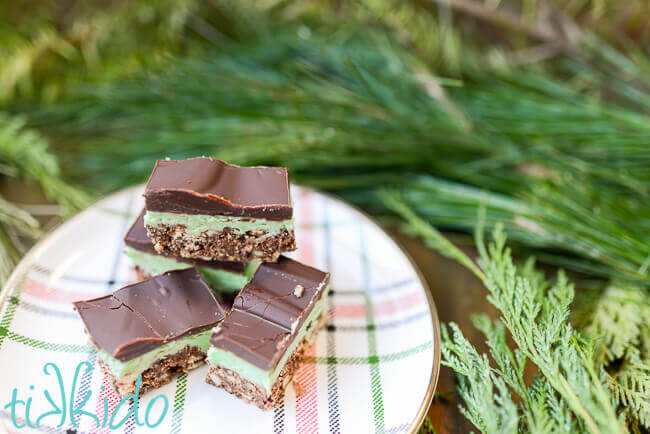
1 1 649 432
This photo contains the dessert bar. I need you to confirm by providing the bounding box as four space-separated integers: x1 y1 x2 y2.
205 256 330 409
125 209 257 292
143 157 296 262
74 268 226 397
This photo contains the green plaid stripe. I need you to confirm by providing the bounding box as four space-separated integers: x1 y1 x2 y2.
0 325 431 363
0 295 19 326
170 373 188 434
0 283 93 355
0 328 95 353
307 340 433 365
360 225 386 434
0 289 21 351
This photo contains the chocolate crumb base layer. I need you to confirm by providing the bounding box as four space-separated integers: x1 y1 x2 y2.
205 312 327 410
146 224 296 263
98 345 206 398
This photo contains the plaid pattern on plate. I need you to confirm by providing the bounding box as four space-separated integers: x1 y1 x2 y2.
0 185 438 434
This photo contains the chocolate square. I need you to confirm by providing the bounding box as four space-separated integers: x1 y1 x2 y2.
74 268 226 361
210 257 329 370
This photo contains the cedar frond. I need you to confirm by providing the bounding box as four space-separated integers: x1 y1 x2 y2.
603 349 650 427
387 198 625 433
441 322 520 433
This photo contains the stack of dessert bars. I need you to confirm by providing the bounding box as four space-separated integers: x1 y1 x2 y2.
74 157 331 410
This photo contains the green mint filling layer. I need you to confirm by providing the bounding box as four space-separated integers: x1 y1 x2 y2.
124 247 259 292
97 329 213 379
124 246 191 276
144 211 293 237
198 261 259 292
207 285 330 390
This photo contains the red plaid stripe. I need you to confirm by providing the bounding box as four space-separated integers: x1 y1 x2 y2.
329 291 425 319
22 278 102 304
94 371 122 433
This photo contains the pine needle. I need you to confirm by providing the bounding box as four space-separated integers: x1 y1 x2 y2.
380 190 485 280
0 112 89 284
28 28 650 288
0 3 648 431
0 195 40 283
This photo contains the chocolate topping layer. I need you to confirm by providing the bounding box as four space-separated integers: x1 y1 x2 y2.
74 268 226 361
144 158 292 220
233 258 327 330
210 257 329 371
124 209 247 273
123 210 156 254
212 310 290 370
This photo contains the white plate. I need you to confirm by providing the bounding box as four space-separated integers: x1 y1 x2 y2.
0 185 439 434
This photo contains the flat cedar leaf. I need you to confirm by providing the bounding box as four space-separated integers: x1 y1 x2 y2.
387 201 626 433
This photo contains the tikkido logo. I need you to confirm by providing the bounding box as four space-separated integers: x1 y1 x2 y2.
3 362 169 430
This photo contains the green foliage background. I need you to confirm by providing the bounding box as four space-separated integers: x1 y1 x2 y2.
1 1 649 432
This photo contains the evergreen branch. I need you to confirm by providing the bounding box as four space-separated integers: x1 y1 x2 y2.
441 322 520 433
399 175 650 286
471 315 538 429
424 0 560 43
0 195 40 238
603 349 650 427
384 197 625 433
574 286 650 427
0 0 212 105
417 415 437 434
0 112 90 214
576 287 649 365
0 195 41 283
0 112 88 284
0 227 19 286
380 191 485 280
0 3 647 431
478 226 622 433
28 29 650 288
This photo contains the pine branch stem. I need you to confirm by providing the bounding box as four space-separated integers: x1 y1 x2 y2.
424 0 562 43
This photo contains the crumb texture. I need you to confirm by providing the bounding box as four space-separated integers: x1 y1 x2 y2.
99 345 206 398
205 312 326 410
146 224 296 262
